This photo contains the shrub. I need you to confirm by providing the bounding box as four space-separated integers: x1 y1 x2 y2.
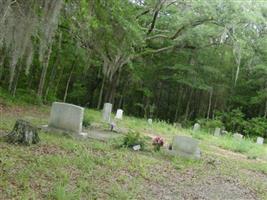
83 115 91 128
198 118 223 131
122 131 145 150
244 117 267 138
219 108 246 133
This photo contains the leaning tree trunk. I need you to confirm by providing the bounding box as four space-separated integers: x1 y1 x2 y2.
6 120 40 145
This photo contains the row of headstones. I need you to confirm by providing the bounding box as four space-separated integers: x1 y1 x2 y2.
47 102 201 159
102 103 123 122
193 123 265 145
48 102 125 136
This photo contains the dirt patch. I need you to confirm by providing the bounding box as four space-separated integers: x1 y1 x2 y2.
30 144 68 156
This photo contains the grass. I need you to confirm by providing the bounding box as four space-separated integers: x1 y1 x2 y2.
1 96 267 199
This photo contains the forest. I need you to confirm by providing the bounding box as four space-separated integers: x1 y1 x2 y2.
1 0 267 137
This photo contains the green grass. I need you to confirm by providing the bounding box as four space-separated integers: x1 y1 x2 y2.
1 98 267 199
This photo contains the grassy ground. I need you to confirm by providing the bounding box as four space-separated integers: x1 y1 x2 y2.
0 98 267 199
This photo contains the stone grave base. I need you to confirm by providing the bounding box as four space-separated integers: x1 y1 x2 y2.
40 125 88 139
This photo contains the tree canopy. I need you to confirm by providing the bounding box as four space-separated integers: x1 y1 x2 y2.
1 0 267 136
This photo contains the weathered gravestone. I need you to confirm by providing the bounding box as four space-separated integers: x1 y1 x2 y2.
115 109 123 120
214 127 221 137
48 102 84 134
148 118 153 125
221 130 228 135
193 123 200 132
233 133 243 140
256 137 264 145
174 123 182 128
170 136 201 159
102 103 112 122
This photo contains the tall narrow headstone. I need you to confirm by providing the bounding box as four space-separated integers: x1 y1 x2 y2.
214 127 221 137
115 109 123 120
256 137 264 145
193 123 200 132
148 118 153 125
102 103 112 122
48 102 84 134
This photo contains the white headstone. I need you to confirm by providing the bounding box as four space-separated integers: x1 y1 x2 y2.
214 127 221 137
48 102 84 134
193 123 200 132
133 145 141 151
233 133 243 140
148 118 153 125
115 109 123 120
102 103 112 122
256 137 264 145
171 136 201 159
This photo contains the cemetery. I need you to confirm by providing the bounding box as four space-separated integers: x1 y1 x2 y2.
1 0 267 199
0 98 267 199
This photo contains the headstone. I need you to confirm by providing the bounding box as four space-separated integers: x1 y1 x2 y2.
174 123 182 128
102 103 112 122
115 109 123 120
148 118 153 125
214 127 221 137
221 130 228 135
233 133 243 140
133 145 141 151
171 136 201 159
49 102 84 134
256 137 264 145
193 123 200 132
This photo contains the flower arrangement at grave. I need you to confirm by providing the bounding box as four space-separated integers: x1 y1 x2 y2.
152 136 164 151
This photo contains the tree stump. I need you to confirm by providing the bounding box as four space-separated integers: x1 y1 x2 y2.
6 120 40 145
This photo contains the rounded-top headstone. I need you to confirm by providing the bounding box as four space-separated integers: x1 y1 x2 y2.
48 102 84 134
102 103 112 122
115 109 123 120
193 123 200 132
148 118 153 125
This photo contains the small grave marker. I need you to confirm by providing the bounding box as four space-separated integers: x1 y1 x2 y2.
115 109 123 120
256 137 264 145
193 123 200 132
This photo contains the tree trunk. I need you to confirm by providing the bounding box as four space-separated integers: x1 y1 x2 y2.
184 88 193 121
206 88 213 119
63 62 75 102
6 120 40 145
97 75 106 109
11 63 22 97
37 45 52 98
264 99 267 118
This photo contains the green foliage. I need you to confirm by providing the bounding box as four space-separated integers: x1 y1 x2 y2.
244 118 267 138
82 115 91 128
122 131 145 150
198 118 223 130
219 109 246 133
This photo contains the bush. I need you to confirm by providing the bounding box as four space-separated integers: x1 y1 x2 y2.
244 117 267 138
219 108 246 133
198 118 223 131
122 131 145 150
83 114 91 128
